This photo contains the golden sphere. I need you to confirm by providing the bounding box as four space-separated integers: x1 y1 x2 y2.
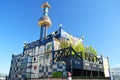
38 16 52 27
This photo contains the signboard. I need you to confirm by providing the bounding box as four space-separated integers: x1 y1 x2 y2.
91 63 99 71
72 59 83 69
103 58 110 77
83 62 91 70
98 64 104 72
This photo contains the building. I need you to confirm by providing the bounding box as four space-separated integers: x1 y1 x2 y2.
8 2 111 80
9 54 23 79
0 73 7 80
111 68 120 80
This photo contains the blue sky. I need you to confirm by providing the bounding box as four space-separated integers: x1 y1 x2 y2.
0 0 120 74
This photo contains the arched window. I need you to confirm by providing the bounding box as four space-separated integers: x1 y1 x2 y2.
46 42 52 52
39 45 45 54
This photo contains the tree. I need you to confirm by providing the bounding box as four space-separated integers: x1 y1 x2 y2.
84 46 98 56
72 42 84 53
60 39 70 48
89 46 97 56
60 40 85 56
72 42 84 56
60 40 98 58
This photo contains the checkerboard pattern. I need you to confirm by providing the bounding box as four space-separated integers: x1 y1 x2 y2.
39 61 66 77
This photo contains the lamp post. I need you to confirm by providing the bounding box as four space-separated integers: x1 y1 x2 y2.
6 75 8 80
112 72 114 80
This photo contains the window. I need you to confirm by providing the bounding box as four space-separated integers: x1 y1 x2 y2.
39 55 44 66
28 56 32 62
18 59 20 62
34 57 36 61
46 42 52 52
35 46 39 55
39 46 45 54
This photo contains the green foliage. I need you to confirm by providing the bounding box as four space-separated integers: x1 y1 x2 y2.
81 46 98 59
89 46 97 55
60 40 84 53
72 42 84 52
84 46 98 56
72 42 84 55
52 71 63 78
60 40 70 48
60 39 98 58
82 52 85 59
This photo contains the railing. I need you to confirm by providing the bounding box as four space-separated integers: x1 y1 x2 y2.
53 46 103 64
53 46 83 62
53 46 104 76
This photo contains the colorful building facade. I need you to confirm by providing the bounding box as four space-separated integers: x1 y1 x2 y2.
8 2 110 80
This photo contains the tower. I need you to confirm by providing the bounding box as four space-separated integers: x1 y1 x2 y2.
38 2 52 40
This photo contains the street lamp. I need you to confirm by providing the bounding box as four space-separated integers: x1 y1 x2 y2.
112 72 114 80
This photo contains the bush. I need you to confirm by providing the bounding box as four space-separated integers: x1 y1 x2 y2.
52 71 63 78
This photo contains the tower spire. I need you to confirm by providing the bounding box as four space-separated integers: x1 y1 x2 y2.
38 2 52 40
